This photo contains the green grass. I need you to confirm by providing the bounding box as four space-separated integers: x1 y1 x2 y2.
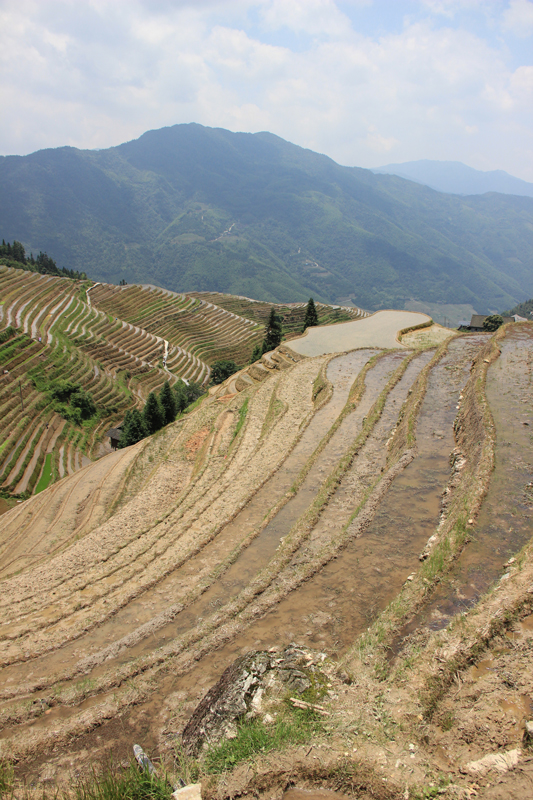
232 397 249 442
35 453 53 494
68 763 173 800
204 707 323 773
0 760 14 796
1 760 174 800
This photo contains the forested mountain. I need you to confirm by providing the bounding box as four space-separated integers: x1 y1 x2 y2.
1 124 532 312
373 159 533 198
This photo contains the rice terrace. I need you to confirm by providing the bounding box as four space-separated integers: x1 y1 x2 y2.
1 265 533 800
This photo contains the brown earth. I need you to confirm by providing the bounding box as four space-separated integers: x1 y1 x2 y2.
0 324 532 800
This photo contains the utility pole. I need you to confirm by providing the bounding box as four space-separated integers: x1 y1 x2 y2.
19 379 24 412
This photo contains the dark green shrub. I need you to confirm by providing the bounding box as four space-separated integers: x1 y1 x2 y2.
211 360 238 384
119 409 147 447
143 392 164 434
482 314 504 332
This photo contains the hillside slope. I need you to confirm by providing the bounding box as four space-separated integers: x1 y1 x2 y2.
1 320 532 800
1 124 533 312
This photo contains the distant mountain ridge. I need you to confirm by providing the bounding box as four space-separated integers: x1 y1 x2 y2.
0 124 532 313
373 160 533 198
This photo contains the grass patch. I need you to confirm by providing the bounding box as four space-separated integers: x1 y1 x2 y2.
0 760 14 796
232 397 249 442
68 762 173 800
35 452 53 494
204 707 322 773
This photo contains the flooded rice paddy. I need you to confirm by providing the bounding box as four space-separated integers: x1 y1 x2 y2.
3 328 532 785
394 326 533 644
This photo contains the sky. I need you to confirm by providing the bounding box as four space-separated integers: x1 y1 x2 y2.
1 0 532 180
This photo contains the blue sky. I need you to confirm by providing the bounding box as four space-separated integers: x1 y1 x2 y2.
1 0 532 180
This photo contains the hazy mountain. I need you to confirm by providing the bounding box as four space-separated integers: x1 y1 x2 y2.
373 160 533 198
1 124 532 312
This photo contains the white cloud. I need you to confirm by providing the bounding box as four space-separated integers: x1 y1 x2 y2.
0 1 532 180
259 0 353 37
502 0 533 37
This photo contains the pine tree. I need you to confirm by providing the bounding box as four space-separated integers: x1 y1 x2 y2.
143 391 164 434
262 308 283 353
173 379 188 414
119 409 147 447
12 240 26 264
302 298 318 331
159 380 177 425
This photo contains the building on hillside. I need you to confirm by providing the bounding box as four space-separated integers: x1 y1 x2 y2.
459 314 514 331
106 427 122 450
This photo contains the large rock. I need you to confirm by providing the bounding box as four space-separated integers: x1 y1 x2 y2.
181 644 326 756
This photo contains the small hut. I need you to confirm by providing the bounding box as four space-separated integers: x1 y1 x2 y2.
106 427 122 450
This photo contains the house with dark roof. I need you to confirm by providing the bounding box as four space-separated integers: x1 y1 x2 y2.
106 427 122 450
459 314 514 331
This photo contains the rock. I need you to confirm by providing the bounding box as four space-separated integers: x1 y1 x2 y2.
524 720 533 737
462 748 520 776
172 784 202 800
181 644 327 756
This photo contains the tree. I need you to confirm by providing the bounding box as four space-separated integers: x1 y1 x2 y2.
119 409 147 447
12 240 26 264
69 389 97 420
173 379 188 414
35 251 60 275
302 298 318 331
262 308 283 353
250 344 262 364
143 391 164 434
184 381 204 406
159 380 177 425
211 360 238 384
483 314 504 332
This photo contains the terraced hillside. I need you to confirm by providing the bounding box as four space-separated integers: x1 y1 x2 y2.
1 317 531 799
188 290 368 339
89 283 262 368
0 268 369 501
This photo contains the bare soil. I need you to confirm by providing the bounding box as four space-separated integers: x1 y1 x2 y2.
1 324 532 800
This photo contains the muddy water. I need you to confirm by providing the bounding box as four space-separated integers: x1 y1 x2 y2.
217 337 485 657
0 350 380 690
129 352 403 660
396 326 533 640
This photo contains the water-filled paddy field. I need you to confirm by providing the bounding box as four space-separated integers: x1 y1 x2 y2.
1 325 532 795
